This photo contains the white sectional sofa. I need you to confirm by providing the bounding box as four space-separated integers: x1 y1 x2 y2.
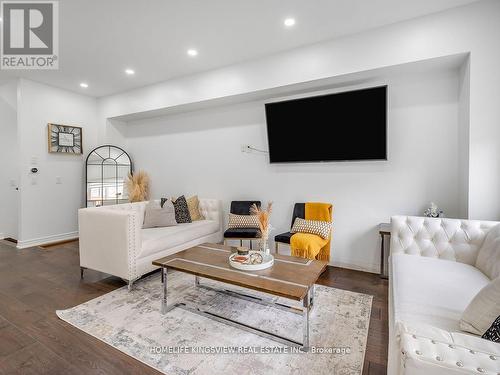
388 216 500 375
78 199 222 288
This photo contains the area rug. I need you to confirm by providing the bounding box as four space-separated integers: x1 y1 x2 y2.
57 272 372 375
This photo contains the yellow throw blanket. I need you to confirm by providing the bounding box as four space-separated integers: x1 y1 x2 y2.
290 202 333 261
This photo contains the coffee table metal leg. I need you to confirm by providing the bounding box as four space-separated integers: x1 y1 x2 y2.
162 272 312 349
310 284 315 308
303 288 310 350
195 283 303 315
161 267 168 314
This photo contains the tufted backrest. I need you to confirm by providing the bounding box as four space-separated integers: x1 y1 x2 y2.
101 201 147 210
99 199 222 228
390 216 499 265
99 201 147 220
198 198 222 225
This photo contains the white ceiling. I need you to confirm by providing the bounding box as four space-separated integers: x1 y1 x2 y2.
0 0 480 97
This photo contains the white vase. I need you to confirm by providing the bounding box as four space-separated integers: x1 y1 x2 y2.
260 230 270 255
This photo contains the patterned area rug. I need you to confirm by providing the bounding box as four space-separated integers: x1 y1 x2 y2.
57 272 372 375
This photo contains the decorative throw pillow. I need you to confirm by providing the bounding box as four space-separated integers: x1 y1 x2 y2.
460 277 500 335
476 223 500 279
290 217 332 240
482 315 500 342
160 198 169 208
227 213 260 229
186 195 205 221
143 200 177 228
171 195 192 223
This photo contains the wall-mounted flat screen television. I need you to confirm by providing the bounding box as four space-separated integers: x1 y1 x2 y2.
265 86 387 163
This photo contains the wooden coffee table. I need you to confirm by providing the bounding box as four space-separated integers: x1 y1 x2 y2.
152 243 327 349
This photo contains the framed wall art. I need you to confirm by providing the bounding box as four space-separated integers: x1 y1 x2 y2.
48 123 83 154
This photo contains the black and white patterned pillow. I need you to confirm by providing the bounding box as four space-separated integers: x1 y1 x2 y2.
482 315 500 343
170 195 192 223
228 213 260 229
291 217 332 239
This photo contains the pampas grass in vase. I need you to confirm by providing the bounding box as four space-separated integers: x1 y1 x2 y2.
250 202 273 254
125 170 150 202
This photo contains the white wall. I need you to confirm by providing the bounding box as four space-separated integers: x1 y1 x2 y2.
99 0 500 222
2 0 494 267
16 79 98 247
124 70 460 272
0 80 19 239
458 59 470 219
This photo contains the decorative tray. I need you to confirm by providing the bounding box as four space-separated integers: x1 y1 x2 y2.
229 251 274 271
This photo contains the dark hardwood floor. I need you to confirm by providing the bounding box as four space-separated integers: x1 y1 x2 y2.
0 240 388 374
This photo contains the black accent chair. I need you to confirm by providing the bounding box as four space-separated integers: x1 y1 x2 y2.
274 203 305 254
223 201 261 249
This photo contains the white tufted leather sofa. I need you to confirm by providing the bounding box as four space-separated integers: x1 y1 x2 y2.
389 216 500 375
78 199 222 288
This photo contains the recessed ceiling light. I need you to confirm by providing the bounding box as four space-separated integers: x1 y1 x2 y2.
284 18 296 27
80 82 88 88
125 68 135 75
187 49 198 57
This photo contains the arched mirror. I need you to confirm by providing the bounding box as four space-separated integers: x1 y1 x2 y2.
85 145 133 207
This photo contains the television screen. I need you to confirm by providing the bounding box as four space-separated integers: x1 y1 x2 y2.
265 86 387 163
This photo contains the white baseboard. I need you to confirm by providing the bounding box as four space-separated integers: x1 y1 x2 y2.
16 231 79 249
274 242 380 274
330 258 380 274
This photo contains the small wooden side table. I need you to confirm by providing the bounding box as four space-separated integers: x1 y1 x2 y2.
379 223 391 279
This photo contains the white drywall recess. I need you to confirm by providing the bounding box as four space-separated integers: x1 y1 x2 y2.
120 67 462 272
